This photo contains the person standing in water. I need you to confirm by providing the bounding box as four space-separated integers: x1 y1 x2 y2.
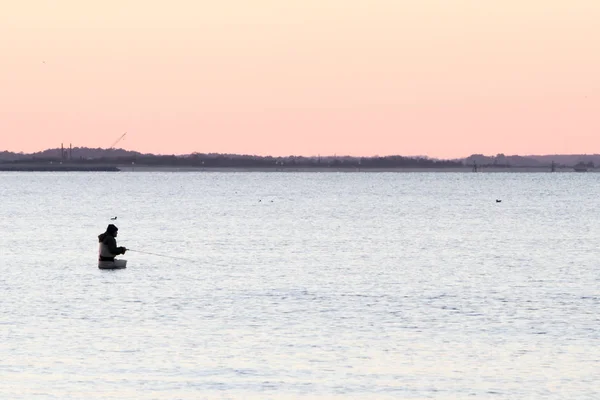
98 224 127 262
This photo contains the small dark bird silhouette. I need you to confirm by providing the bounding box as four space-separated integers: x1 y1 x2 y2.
496 200 502 203
111 216 117 220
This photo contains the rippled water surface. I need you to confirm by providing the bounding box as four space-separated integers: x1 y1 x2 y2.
1 172 599 399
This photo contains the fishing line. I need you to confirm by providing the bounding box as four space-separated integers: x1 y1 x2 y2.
126 249 196 262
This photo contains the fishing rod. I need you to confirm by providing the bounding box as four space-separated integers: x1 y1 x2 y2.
126 249 196 262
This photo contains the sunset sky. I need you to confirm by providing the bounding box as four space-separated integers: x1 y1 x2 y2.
1 0 599 158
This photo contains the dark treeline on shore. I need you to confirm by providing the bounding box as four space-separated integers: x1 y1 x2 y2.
2 147 600 169
2 151 463 169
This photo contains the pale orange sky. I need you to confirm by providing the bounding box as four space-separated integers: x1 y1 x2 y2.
1 0 598 158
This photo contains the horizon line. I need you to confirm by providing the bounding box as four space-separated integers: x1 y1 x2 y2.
2 147 600 160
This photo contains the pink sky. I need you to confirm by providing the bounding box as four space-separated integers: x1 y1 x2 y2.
1 0 599 158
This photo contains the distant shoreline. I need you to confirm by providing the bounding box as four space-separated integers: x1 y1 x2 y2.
3 148 600 174
0 163 119 172
1 163 594 173
118 166 593 173
0 162 596 173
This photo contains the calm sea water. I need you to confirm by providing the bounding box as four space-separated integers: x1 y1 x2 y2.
1 172 599 399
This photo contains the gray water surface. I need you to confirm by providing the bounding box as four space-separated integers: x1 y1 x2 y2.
1 172 599 399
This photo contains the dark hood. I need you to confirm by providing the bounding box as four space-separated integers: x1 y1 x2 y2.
98 232 116 242
99 224 118 242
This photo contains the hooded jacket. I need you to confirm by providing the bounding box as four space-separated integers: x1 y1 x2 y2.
98 225 126 261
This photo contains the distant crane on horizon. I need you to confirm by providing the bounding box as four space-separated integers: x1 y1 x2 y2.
109 132 127 150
